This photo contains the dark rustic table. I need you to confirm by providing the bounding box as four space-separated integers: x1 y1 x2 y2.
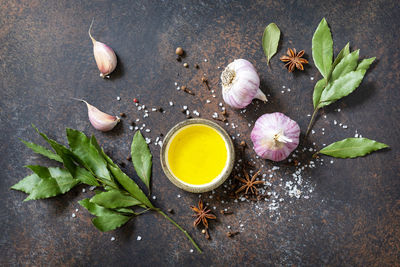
1 1 399 266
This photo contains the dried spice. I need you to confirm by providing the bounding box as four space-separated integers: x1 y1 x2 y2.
190 200 216 229
201 77 210 90
235 169 264 196
280 48 308 72
181 86 195 95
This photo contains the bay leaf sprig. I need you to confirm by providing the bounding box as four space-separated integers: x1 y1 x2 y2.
306 18 376 136
314 137 388 158
11 125 202 253
262 23 281 65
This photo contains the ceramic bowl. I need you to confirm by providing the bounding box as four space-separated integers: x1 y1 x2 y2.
160 118 235 193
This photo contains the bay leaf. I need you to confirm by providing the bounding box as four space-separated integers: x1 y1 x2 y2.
356 57 375 73
262 23 281 64
312 18 333 79
318 138 388 158
90 190 141 209
330 49 359 82
312 78 326 109
108 164 154 209
79 198 132 232
319 70 365 106
20 139 62 163
92 214 132 232
131 131 152 190
332 42 350 70
66 128 112 182
11 173 41 194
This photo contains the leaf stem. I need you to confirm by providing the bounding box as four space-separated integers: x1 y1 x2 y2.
305 107 320 138
156 209 202 253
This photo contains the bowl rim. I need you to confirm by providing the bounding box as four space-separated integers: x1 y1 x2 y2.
160 118 235 193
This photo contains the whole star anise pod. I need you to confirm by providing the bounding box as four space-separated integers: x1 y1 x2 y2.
235 169 264 195
190 200 216 229
280 48 308 72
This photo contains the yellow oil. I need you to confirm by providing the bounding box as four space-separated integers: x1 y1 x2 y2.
167 124 228 185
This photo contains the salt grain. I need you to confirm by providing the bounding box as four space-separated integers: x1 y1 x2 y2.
116 96 121 101
137 236 142 241
72 213 76 218
169 101 174 106
111 237 116 241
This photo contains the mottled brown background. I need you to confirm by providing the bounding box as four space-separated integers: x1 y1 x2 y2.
1 0 399 266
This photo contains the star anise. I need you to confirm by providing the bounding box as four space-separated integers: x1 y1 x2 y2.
280 48 308 72
235 169 264 195
190 200 216 229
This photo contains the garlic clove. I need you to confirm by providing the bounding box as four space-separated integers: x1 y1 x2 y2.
89 20 117 78
221 59 267 109
73 98 120 132
250 112 300 161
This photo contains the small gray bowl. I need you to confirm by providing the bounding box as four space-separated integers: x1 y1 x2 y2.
160 118 235 193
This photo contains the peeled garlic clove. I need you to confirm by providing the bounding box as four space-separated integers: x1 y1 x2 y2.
89 20 117 78
74 99 120 131
250 112 300 161
221 59 267 109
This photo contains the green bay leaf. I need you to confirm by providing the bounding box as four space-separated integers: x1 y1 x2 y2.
331 49 359 82
20 139 62 163
11 174 41 194
313 78 326 109
33 125 77 176
356 57 375 73
24 178 61 201
332 42 350 70
312 18 333 79
131 131 152 191
319 70 365 106
90 190 141 209
66 128 112 182
92 214 131 232
79 198 132 232
108 164 154 209
262 23 281 64
318 138 388 158
24 166 79 199
90 135 118 168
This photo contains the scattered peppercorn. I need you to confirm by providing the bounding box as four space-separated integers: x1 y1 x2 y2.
130 121 135 126
175 47 184 56
195 64 199 69
119 112 126 117
176 56 182 62
183 63 188 68
167 208 174 214
126 156 132 161
158 107 164 112
119 162 126 167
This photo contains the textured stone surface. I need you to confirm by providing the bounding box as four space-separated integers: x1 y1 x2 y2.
1 0 399 266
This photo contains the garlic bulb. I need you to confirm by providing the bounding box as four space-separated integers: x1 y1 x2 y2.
221 59 267 109
74 99 120 131
250 112 300 161
89 20 117 78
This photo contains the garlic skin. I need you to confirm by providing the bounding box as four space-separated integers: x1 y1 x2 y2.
250 112 300 161
221 59 267 109
89 21 117 78
74 99 120 131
